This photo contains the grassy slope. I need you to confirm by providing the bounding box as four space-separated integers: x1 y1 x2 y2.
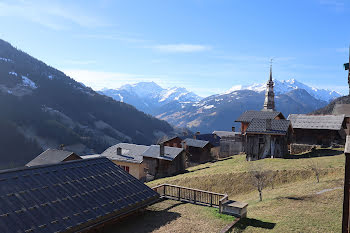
146 149 345 232
105 200 235 233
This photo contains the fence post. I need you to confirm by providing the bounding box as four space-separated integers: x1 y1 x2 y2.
178 187 181 200
163 185 166 197
194 190 196 204
210 193 213 206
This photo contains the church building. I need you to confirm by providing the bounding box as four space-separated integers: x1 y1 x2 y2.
235 63 292 160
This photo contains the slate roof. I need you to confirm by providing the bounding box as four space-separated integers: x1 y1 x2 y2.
213 131 241 138
101 143 148 164
183 138 211 148
332 104 350 117
246 119 291 135
195 134 221 147
288 114 345 130
0 158 159 233
142 145 184 161
26 149 81 167
159 136 181 144
235 110 284 123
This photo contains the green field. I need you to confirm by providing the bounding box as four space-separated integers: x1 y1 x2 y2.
146 149 345 232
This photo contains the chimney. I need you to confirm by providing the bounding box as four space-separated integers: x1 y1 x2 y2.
232 126 235 132
182 141 188 151
266 119 272 131
160 143 165 157
193 131 200 139
117 147 122 155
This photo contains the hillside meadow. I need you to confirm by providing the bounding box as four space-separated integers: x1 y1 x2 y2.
142 149 345 232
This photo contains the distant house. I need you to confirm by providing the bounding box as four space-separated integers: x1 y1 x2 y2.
213 131 243 158
0 158 159 233
333 104 350 129
161 136 183 148
101 143 148 181
142 144 185 179
288 114 346 146
183 138 214 164
101 143 185 181
245 119 292 160
26 148 82 167
235 110 285 134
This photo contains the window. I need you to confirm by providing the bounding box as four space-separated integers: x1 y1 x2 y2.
120 165 130 173
258 135 264 144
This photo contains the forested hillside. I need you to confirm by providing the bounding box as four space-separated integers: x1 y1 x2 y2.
0 39 173 169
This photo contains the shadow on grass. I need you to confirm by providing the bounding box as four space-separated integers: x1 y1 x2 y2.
184 166 211 173
233 218 276 232
103 202 183 233
285 149 343 159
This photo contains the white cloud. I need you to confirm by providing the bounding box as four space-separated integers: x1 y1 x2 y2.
0 0 109 30
152 44 211 53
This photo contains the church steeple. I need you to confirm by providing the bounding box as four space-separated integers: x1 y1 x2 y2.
263 60 275 111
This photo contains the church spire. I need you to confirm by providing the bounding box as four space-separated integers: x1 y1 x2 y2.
263 59 275 111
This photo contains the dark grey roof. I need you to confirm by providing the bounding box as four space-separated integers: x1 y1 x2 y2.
213 131 241 138
332 104 350 117
183 138 211 148
246 119 291 135
26 149 81 167
235 110 283 123
0 158 159 233
159 136 181 144
195 134 220 147
288 114 345 130
142 145 183 161
101 143 148 164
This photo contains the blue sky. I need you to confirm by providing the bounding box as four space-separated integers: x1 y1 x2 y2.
0 0 349 96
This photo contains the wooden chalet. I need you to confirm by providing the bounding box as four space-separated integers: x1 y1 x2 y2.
26 149 82 167
333 104 350 128
142 144 186 179
0 158 159 233
288 114 346 146
213 131 243 157
183 138 214 164
245 119 292 160
161 136 183 148
235 110 285 134
101 143 186 181
101 143 148 181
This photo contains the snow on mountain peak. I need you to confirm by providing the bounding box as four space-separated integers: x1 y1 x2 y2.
225 79 341 102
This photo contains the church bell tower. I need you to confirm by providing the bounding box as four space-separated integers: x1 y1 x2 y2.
262 61 275 111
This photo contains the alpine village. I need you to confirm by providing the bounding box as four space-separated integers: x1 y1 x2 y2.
1 2 350 233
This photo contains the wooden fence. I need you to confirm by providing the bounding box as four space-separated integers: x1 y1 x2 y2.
152 183 228 213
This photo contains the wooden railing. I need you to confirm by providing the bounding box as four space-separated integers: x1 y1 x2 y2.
152 184 228 213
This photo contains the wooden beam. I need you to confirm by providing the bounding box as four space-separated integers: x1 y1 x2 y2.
343 136 350 233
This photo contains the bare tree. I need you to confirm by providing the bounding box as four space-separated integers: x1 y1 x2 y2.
307 161 321 183
250 165 269 201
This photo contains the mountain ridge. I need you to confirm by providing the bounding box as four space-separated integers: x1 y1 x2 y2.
0 39 174 169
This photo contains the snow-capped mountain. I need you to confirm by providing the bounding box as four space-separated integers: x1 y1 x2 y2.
100 82 202 114
225 79 341 102
100 80 342 133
